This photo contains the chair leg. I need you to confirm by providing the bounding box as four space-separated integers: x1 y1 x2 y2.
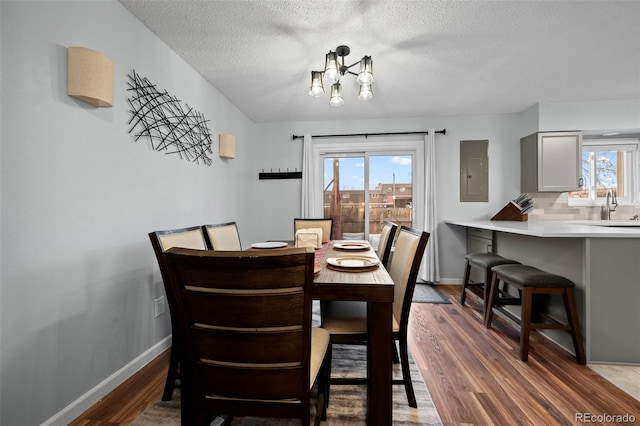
398 336 417 408
484 274 500 328
162 348 179 401
323 344 332 416
392 341 400 364
563 287 587 365
460 260 472 305
520 289 533 361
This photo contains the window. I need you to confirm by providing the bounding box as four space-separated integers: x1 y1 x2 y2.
569 139 639 205
323 154 414 238
313 138 424 241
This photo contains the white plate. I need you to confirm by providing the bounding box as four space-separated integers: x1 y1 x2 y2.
251 241 288 249
333 242 370 250
326 256 379 268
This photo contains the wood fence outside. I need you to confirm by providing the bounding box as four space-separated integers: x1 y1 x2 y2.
324 206 413 235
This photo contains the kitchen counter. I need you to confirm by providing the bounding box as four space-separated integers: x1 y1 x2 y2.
446 219 640 238
447 220 640 364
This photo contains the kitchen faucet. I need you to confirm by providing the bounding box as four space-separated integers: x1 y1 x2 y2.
605 189 618 220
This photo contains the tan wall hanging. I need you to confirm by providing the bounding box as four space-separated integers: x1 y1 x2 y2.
67 46 114 107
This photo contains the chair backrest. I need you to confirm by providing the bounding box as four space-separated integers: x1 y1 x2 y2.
163 246 316 423
202 221 242 250
149 225 208 286
294 218 333 243
388 226 430 330
376 221 399 268
148 226 208 339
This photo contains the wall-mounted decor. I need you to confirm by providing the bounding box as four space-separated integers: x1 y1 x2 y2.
219 133 236 159
67 46 114 107
258 169 302 180
126 70 213 165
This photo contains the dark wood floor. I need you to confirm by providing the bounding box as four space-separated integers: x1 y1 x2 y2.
71 285 640 425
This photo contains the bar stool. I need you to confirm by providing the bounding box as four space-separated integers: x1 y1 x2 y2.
460 253 520 322
485 264 586 364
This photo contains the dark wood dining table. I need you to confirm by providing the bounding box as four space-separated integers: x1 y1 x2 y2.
313 241 395 426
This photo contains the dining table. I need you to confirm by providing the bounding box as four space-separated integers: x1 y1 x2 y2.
312 240 395 426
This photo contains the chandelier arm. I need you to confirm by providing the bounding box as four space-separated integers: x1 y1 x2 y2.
345 71 359 77
343 60 361 71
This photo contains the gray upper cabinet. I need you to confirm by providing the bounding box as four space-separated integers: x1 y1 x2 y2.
520 131 583 192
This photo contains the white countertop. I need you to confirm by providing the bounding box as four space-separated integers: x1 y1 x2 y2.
446 219 640 238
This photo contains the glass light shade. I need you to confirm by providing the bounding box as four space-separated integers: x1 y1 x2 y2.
356 56 374 85
308 71 324 97
324 51 340 83
358 83 373 101
329 83 344 107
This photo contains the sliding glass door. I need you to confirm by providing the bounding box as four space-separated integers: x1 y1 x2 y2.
322 152 414 244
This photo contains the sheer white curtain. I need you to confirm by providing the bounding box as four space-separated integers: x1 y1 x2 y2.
300 134 321 217
420 129 440 283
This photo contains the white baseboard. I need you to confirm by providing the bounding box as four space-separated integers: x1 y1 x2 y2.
42 336 172 426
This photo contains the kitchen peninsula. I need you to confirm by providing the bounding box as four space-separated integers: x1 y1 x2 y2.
447 220 640 364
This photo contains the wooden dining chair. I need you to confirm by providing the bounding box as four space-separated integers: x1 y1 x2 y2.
148 225 208 401
320 226 430 408
294 218 334 243
202 221 242 250
375 221 399 268
163 246 331 426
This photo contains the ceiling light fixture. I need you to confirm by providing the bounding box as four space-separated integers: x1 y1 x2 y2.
308 45 373 106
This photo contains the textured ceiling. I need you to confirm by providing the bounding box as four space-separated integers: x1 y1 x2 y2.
119 0 640 124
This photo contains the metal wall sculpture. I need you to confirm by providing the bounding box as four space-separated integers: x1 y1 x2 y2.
126 70 213 165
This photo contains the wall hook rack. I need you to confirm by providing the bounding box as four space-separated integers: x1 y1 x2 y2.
258 168 302 180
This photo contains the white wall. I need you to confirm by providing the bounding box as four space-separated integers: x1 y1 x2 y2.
0 2 253 424
538 99 640 132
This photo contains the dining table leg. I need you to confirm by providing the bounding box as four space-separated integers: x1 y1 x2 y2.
367 301 393 425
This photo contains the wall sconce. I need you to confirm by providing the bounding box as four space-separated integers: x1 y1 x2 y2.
219 134 236 159
67 46 114 107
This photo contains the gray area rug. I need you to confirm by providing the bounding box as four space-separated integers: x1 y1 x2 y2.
412 283 451 304
131 303 442 425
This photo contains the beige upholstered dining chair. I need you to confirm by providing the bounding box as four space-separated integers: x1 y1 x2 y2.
202 221 242 250
321 226 430 408
148 225 208 401
163 246 331 426
294 218 334 243
375 221 399 268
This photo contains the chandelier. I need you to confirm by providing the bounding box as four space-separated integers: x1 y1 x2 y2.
308 45 374 106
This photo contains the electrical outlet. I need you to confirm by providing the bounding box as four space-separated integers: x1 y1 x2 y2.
154 296 166 318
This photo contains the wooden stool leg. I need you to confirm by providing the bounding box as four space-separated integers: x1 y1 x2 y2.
460 260 472 305
563 287 587 365
482 268 493 323
520 288 533 361
484 273 500 328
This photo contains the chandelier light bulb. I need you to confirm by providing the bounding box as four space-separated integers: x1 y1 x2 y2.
329 83 344 106
324 51 340 83
308 71 325 97
356 56 374 85
358 83 373 101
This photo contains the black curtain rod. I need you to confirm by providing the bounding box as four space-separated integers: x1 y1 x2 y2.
291 129 446 140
